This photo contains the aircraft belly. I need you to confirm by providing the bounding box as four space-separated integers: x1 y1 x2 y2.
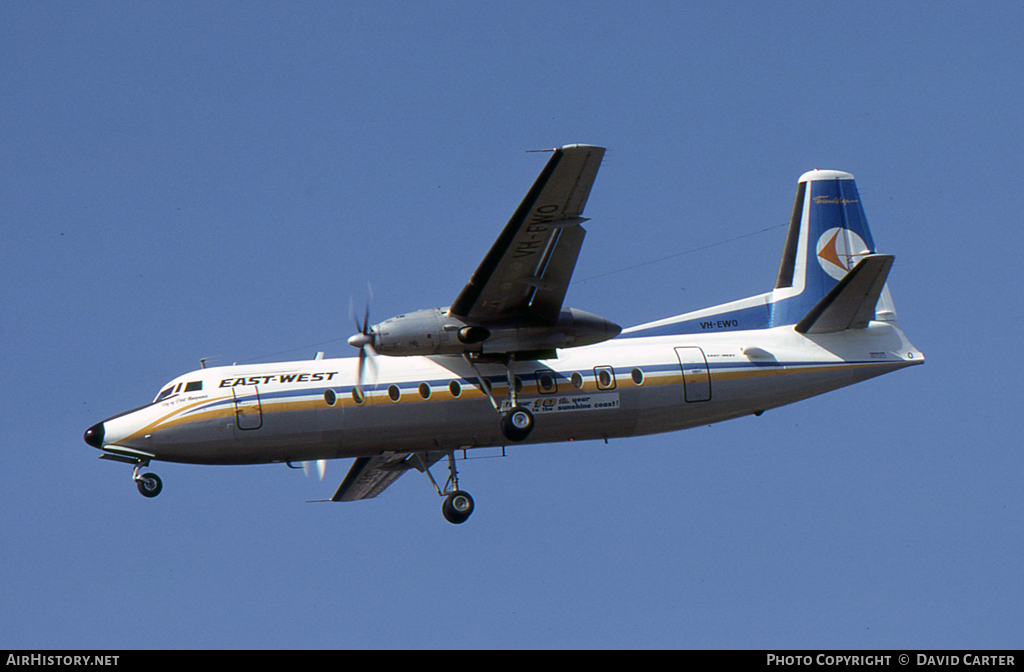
753 360 909 406
629 357 912 436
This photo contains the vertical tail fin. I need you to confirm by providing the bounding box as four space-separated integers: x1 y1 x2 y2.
770 170 895 327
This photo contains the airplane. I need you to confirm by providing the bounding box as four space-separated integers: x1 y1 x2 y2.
83 144 923 524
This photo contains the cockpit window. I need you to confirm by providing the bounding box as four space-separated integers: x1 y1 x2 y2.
184 381 203 392
155 386 175 402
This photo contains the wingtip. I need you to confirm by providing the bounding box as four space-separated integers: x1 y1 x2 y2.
525 144 606 154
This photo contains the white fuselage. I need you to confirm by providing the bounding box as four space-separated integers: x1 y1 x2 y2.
96 320 923 466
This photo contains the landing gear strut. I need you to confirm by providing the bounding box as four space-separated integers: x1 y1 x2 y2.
499 355 535 442
416 452 475 524
464 353 536 443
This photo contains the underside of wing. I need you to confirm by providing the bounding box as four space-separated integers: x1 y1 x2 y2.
331 452 443 502
449 144 606 325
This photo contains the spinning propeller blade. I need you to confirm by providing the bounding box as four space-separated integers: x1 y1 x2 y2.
295 459 327 481
347 286 377 398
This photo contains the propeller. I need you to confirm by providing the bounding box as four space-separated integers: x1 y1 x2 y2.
347 287 377 398
303 459 327 481
287 459 327 481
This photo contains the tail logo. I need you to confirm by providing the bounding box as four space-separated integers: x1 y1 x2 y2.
816 227 870 280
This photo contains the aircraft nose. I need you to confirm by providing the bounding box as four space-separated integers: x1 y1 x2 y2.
83 422 105 448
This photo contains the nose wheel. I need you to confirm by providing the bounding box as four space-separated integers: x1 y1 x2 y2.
132 461 163 498
136 472 163 498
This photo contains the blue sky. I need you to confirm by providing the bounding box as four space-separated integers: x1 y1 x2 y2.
2 1 1022 649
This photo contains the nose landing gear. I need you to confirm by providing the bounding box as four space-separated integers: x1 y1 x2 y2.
132 461 163 498
98 451 165 498
135 472 163 498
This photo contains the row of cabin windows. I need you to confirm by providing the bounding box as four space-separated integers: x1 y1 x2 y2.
330 367 646 406
155 380 203 402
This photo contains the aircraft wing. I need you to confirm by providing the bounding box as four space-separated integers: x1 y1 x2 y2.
449 144 606 325
331 452 444 502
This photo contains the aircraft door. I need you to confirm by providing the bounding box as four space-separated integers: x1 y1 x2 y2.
232 385 263 430
674 347 711 402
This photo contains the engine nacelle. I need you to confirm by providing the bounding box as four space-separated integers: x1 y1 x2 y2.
369 307 620 357
372 308 447 356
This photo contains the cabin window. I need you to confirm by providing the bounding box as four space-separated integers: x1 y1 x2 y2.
184 381 203 392
537 370 557 395
324 389 337 406
418 383 431 399
570 372 584 390
631 368 644 386
449 380 462 398
388 385 401 402
514 376 523 394
352 388 365 405
595 366 616 390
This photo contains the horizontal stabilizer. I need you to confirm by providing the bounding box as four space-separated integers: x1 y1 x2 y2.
795 254 894 334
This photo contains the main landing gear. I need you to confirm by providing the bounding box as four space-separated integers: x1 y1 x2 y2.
416 452 475 524
499 355 535 443
464 353 536 444
442 490 475 525
501 406 534 442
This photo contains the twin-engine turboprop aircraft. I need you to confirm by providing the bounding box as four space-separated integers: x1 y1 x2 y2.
84 145 923 523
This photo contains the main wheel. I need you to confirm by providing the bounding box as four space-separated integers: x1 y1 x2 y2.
136 472 163 498
442 490 475 524
500 406 534 442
